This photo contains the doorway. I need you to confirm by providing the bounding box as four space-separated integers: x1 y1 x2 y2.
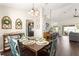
53 26 59 33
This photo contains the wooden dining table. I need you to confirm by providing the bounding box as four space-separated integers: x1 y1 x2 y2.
21 39 51 56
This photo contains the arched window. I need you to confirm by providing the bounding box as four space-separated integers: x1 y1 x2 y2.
15 18 22 29
2 16 12 29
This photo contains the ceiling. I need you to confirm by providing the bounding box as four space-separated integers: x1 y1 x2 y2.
0 3 74 10
0 3 79 24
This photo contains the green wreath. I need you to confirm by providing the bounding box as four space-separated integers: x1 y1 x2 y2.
16 21 22 26
3 19 11 25
2 16 11 25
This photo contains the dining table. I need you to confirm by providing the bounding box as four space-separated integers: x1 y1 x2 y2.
20 38 51 56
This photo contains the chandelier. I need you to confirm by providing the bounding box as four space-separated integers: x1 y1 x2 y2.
29 3 40 17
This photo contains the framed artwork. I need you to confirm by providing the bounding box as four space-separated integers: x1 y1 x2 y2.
15 18 22 29
45 22 49 30
2 16 12 29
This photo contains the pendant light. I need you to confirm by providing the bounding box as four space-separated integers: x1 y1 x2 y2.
29 1 40 17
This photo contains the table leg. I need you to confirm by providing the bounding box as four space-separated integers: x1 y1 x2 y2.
35 52 38 56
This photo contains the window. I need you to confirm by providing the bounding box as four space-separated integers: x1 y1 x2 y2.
63 25 76 35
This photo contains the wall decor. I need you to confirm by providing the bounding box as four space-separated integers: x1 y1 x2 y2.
45 22 49 30
15 18 22 29
2 16 12 29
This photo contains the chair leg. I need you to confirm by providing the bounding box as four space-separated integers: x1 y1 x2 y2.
50 49 56 56
53 50 56 56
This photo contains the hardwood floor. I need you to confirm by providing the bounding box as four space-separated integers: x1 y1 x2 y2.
1 36 79 56
56 36 79 56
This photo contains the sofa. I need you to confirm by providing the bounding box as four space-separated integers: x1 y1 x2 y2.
69 32 79 42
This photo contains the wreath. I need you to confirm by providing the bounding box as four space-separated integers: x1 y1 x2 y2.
16 21 22 26
2 16 11 25
2 19 11 25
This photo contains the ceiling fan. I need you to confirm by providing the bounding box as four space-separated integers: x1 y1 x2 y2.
74 8 79 17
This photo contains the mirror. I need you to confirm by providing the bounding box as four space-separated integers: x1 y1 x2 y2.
26 20 34 37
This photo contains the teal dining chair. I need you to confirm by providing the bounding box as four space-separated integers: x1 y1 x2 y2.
44 33 57 56
43 32 57 56
39 38 57 56
49 33 57 56
8 36 21 56
49 39 57 56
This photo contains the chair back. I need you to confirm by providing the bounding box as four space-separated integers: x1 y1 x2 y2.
8 36 21 56
52 32 58 39
49 39 57 56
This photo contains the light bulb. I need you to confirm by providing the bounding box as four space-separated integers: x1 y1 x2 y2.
29 8 39 16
